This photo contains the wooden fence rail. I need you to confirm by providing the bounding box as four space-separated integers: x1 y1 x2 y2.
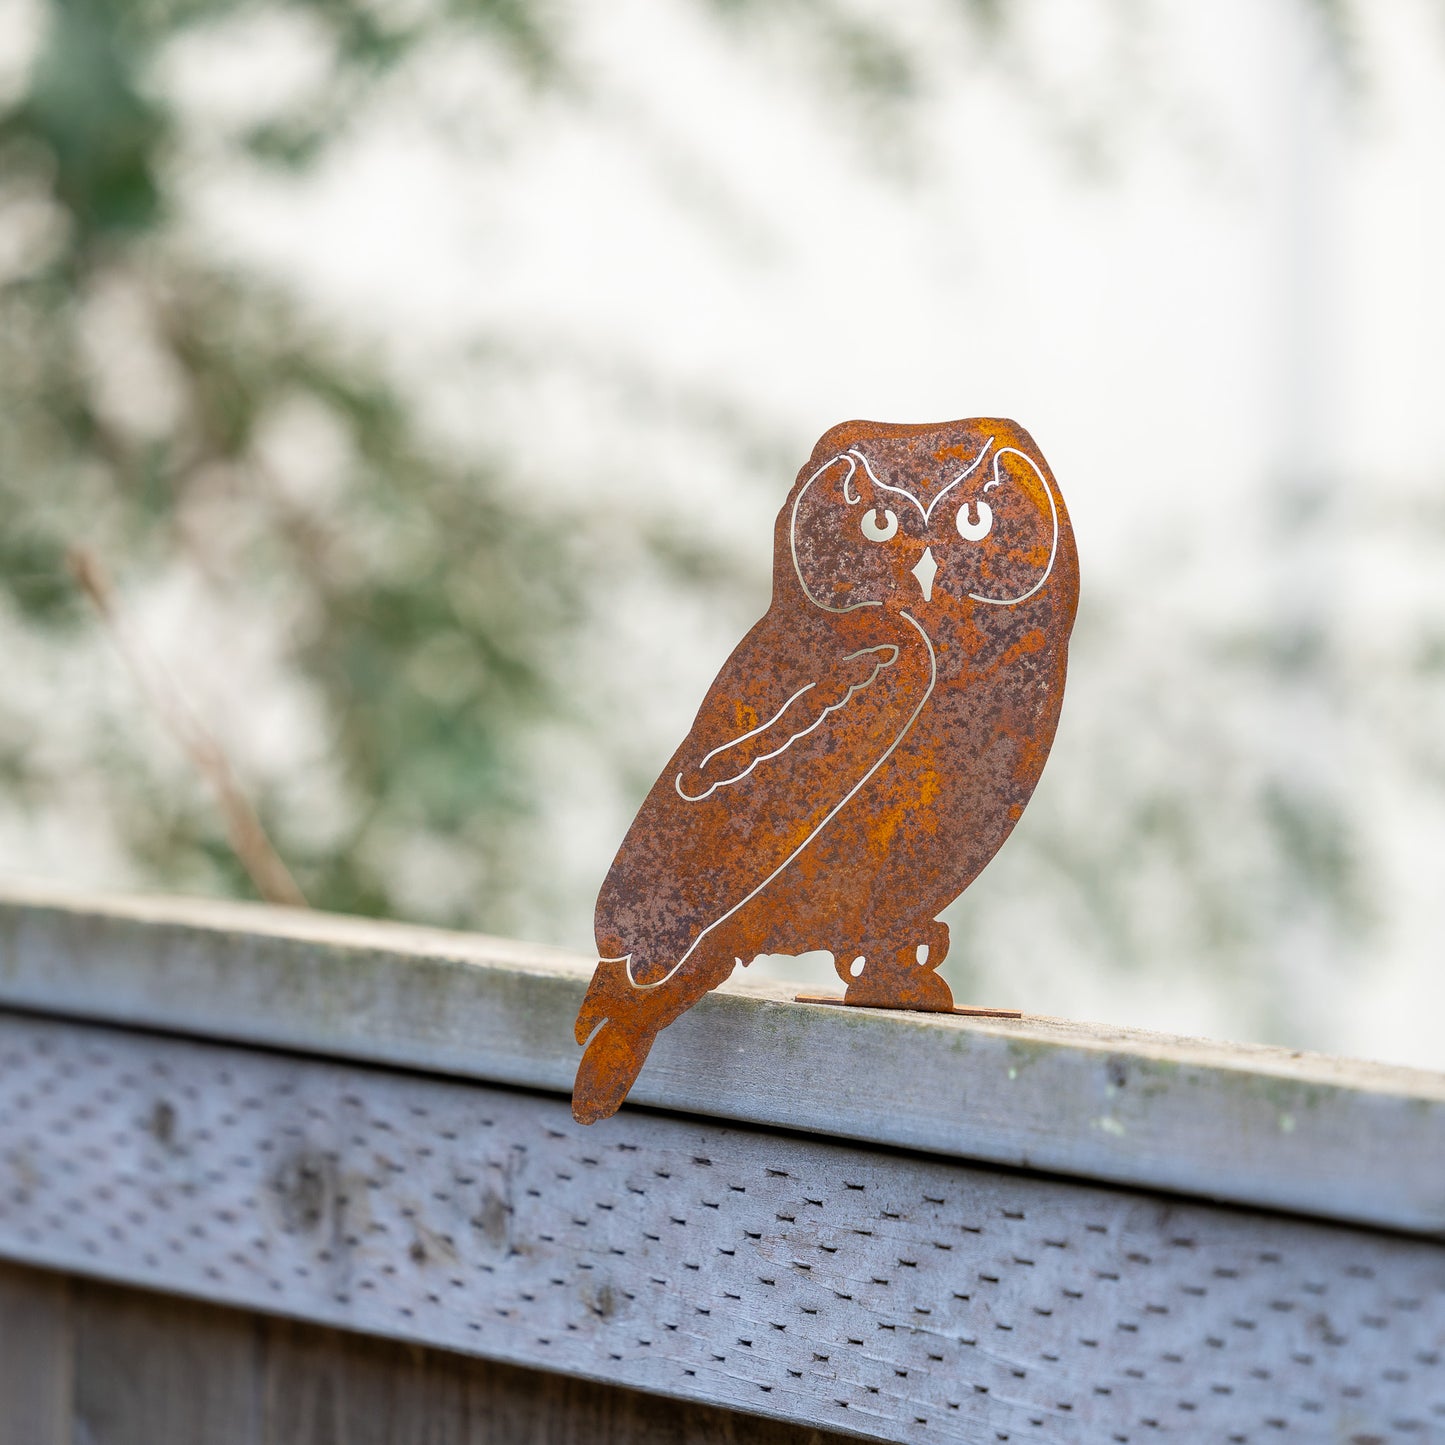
0 885 1441 1443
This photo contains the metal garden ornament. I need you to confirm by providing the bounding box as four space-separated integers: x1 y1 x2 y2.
572 417 1080 1123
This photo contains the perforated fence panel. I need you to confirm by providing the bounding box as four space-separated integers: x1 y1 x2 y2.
1 1010 1441 1444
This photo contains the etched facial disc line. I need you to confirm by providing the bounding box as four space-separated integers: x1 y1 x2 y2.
968 447 1060 607
846 438 994 522
790 453 882 614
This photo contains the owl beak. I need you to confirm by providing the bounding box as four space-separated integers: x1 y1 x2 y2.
911 547 938 603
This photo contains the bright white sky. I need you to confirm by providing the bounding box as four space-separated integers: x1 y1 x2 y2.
6 0 1444 1065
154 0 1445 1069
186 0 1445 520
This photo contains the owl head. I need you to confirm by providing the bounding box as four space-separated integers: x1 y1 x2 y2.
779 418 1076 623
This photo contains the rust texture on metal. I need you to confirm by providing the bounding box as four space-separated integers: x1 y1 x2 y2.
573 418 1080 1124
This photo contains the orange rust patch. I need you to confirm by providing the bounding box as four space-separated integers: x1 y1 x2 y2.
999 629 1047 669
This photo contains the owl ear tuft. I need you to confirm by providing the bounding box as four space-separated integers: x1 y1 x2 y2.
802 452 873 509
843 449 889 508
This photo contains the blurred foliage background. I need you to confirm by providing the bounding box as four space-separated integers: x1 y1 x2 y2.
1 0 1443 1065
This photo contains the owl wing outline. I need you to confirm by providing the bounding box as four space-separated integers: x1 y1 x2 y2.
671 641 900 802
596 607 935 988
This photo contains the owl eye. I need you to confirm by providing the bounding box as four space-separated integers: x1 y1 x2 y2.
860 507 898 542
956 499 993 542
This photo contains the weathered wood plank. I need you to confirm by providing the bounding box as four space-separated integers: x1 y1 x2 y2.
1 1012 1441 1443
0 1263 859 1445
0 1261 70 1445
0 885 1441 1235
71 1274 263 1445
260 1315 859 1444
260 1322 422 1445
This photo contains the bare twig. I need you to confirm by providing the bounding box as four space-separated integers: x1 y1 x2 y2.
68 547 309 910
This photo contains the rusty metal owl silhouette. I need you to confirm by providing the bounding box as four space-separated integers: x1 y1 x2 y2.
572 418 1079 1124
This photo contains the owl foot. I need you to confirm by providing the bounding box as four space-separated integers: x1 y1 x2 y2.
842 959 957 1012
796 926 1022 1015
825 927 957 1012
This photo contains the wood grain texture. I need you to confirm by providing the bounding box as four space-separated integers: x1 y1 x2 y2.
72 1271 263 1445
0 1264 858 1445
259 1315 858 1445
1 1012 1441 1443
0 885 1441 1235
0 1261 69 1445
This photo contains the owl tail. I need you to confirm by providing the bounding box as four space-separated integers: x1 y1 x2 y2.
572 957 660 1126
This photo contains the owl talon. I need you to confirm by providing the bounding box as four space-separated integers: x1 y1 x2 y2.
917 921 950 972
842 970 956 1012
832 935 956 1011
